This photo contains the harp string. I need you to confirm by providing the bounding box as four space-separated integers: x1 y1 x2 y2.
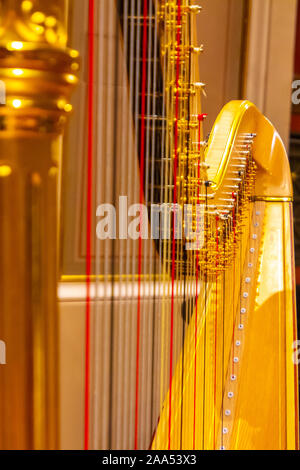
194 113 203 449
168 0 182 450
93 0 104 448
149 0 159 446
134 0 148 450
163 0 171 449
157 0 167 452
126 0 136 448
88 0 209 450
202 185 208 449
190 3 200 450
112 0 122 449
84 0 95 451
146 0 158 447
221 227 226 450
142 0 152 447
214 214 219 449
120 0 130 450
182 3 190 450
109 1 118 449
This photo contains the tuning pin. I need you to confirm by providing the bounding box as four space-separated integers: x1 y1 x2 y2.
193 82 207 97
191 45 204 54
187 5 202 14
198 113 208 122
191 111 207 119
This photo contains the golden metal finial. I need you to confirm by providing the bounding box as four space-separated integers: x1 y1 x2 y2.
0 0 79 450
0 0 79 135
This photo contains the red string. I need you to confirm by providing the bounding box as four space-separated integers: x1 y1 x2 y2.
84 0 95 451
168 0 182 451
134 0 148 450
214 215 219 449
198 113 208 122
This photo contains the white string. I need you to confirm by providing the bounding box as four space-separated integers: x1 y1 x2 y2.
93 0 105 450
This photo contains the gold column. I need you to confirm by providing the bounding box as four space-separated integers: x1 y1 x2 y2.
0 0 78 449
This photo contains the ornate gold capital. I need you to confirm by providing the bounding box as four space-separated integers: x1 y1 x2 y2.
0 0 79 135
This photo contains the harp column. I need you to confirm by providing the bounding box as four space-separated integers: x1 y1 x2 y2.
0 0 78 449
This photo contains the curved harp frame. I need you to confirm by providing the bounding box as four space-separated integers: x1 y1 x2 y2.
152 100 299 450
206 100 293 200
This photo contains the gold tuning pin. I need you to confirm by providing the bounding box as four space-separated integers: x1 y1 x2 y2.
193 81 206 89
192 82 207 97
187 5 202 14
200 162 210 169
191 45 204 54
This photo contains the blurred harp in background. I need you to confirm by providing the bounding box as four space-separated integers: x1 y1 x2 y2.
0 0 298 451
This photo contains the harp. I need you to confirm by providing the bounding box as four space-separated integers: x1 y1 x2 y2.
0 0 298 451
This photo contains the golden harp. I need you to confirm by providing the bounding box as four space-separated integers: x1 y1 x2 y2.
0 0 298 451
